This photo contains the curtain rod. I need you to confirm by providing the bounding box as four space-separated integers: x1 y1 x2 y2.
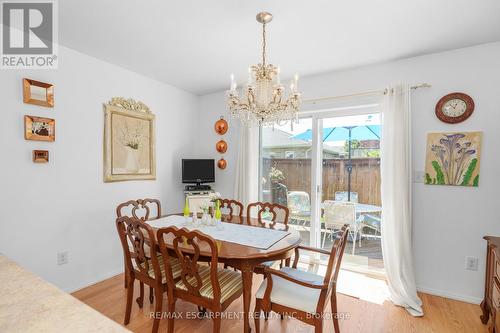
304 83 431 104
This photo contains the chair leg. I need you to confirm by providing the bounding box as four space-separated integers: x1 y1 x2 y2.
213 315 221 333
152 287 163 333
124 276 135 325
331 291 340 333
315 318 323 333
254 300 262 333
149 286 154 304
351 230 357 255
124 259 128 288
136 282 144 308
167 299 176 333
321 229 327 248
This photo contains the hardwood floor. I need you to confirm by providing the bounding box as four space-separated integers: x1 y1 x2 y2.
73 273 488 333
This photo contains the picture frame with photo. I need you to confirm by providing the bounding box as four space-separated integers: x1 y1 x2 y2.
24 115 56 142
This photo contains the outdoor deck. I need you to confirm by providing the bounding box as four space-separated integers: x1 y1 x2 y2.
288 222 384 271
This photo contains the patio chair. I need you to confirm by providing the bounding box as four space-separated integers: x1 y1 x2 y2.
334 191 359 203
286 191 311 228
359 214 381 240
323 201 362 255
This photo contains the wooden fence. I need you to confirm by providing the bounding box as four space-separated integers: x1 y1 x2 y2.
262 158 381 206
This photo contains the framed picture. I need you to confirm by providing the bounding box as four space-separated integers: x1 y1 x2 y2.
23 78 54 107
103 97 156 182
425 131 482 187
24 115 55 141
33 150 49 163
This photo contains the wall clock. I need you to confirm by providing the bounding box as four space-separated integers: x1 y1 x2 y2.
435 92 474 124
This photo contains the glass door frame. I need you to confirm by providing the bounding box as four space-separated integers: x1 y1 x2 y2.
258 103 381 250
307 104 381 249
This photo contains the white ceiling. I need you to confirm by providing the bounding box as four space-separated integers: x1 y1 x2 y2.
60 0 500 95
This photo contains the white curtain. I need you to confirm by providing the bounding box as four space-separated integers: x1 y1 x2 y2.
234 124 259 212
380 84 423 316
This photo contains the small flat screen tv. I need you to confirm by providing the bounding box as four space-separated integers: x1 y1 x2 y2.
182 159 215 184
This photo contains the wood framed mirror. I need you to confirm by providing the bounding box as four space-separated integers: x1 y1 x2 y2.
23 78 54 107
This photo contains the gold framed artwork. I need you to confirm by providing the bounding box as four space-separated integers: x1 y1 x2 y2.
103 97 156 182
24 115 55 141
425 131 482 187
33 150 49 163
23 78 54 107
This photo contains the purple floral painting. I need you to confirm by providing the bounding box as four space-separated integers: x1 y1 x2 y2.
425 132 482 187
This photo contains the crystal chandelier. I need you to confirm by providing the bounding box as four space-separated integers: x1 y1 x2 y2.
227 12 301 126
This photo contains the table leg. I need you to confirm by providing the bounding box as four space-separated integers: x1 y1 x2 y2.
241 262 254 333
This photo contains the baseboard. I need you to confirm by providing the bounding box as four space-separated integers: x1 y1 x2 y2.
65 268 124 294
417 285 482 305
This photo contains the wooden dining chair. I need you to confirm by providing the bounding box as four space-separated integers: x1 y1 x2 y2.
254 224 350 333
157 226 243 333
117 198 162 298
247 202 290 273
116 198 162 221
116 216 182 333
246 202 290 228
218 198 244 221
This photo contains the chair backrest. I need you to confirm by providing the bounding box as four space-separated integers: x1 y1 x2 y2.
116 198 162 220
157 227 221 302
323 201 356 229
334 191 358 203
116 216 162 281
318 224 349 312
246 202 289 227
286 191 311 214
218 199 244 220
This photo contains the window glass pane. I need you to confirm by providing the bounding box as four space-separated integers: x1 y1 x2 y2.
320 113 383 274
260 118 312 246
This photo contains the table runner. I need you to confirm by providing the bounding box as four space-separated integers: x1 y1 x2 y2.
146 215 290 250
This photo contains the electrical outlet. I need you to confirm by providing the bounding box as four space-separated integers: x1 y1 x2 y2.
57 251 69 265
414 171 425 183
465 256 478 271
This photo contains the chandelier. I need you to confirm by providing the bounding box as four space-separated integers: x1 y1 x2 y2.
227 12 301 126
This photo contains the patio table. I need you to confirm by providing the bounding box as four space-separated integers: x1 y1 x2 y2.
322 201 382 215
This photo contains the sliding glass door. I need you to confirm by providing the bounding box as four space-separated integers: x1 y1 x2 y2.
318 113 383 275
260 108 384 275
260 118 313 246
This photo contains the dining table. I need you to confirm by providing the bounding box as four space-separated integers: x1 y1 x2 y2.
145 213 302 333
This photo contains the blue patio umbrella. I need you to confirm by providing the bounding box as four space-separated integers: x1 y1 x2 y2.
292 125 381 201
292 125 381 142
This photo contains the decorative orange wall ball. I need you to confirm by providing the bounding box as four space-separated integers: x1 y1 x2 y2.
217 158 227 169
214 116 228 135
216 140 227 153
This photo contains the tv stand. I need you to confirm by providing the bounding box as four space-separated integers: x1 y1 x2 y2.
185 184 212 192
183 189 215 213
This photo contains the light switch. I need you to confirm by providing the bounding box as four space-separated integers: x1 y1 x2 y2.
414 171 425 183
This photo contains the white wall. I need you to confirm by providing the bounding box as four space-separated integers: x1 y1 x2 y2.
0 46 199 292
197 42 500 303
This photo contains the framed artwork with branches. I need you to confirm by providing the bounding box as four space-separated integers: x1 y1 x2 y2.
103 98 156 182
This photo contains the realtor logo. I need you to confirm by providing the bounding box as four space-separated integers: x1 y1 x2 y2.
1 0 58 69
